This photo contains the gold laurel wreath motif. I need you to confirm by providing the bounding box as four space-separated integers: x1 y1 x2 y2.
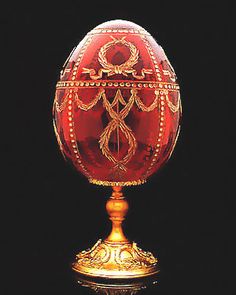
82 36 153 80
99 89 137 171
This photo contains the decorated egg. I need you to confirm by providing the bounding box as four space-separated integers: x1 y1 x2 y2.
53 20 181 186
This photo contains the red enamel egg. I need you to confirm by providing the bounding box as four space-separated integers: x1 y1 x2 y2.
53 20 181 186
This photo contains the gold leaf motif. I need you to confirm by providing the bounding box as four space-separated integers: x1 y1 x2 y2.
165 92 180 113
99 89 137 171
135 90 159 112
55 88 162 172
52 119 66 159
82 36 153 80
75 88 105 110
55 91 69 112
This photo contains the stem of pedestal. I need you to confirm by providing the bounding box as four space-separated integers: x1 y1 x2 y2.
72 186 159 279
105 186 129 244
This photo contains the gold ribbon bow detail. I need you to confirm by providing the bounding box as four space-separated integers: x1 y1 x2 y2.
82 37 153 80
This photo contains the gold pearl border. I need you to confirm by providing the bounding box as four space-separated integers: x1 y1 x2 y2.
142 94 166 179
67 90 91 178
71 36 93 81
141 35 162 82
89 178 146 186
56 80 179 91
88 28 150 36
65 34 94 178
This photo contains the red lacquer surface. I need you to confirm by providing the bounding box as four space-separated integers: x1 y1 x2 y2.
53 20 181 186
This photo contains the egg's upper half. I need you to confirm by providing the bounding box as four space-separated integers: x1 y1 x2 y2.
53 20 182 186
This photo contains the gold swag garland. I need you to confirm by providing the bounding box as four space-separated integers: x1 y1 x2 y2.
55 88 180 170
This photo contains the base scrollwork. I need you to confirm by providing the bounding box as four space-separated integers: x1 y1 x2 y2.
72 239 159 279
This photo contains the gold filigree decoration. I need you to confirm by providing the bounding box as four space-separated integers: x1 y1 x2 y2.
165 92 180 113
167 125 181 162
88 178 146 186
73 89 160 171
73 239 158 278
159 45 177 82
82 36 153 80
56 80 180 91
52 119 66 159
75 88 105 110
163 69 176 82
77 240 111 269
99 89 137 171
115 242 157 269
60 46 76 79
135 89 159 112
55 88 180 171
55 91 69 112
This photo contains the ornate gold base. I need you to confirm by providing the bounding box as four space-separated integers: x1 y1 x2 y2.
72 186 159 279
72 239 158 279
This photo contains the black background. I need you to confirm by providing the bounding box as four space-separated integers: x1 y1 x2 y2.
3 1 235 294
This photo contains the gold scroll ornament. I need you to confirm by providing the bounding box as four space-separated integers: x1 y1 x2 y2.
72 186 158 279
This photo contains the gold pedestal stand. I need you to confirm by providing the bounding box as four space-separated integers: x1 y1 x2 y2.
72 186 158 279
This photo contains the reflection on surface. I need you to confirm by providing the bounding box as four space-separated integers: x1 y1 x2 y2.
75 274 158 294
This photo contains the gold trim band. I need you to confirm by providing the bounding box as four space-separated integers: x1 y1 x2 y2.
56 80 180 91
89 178 146 186
88 28 150 36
